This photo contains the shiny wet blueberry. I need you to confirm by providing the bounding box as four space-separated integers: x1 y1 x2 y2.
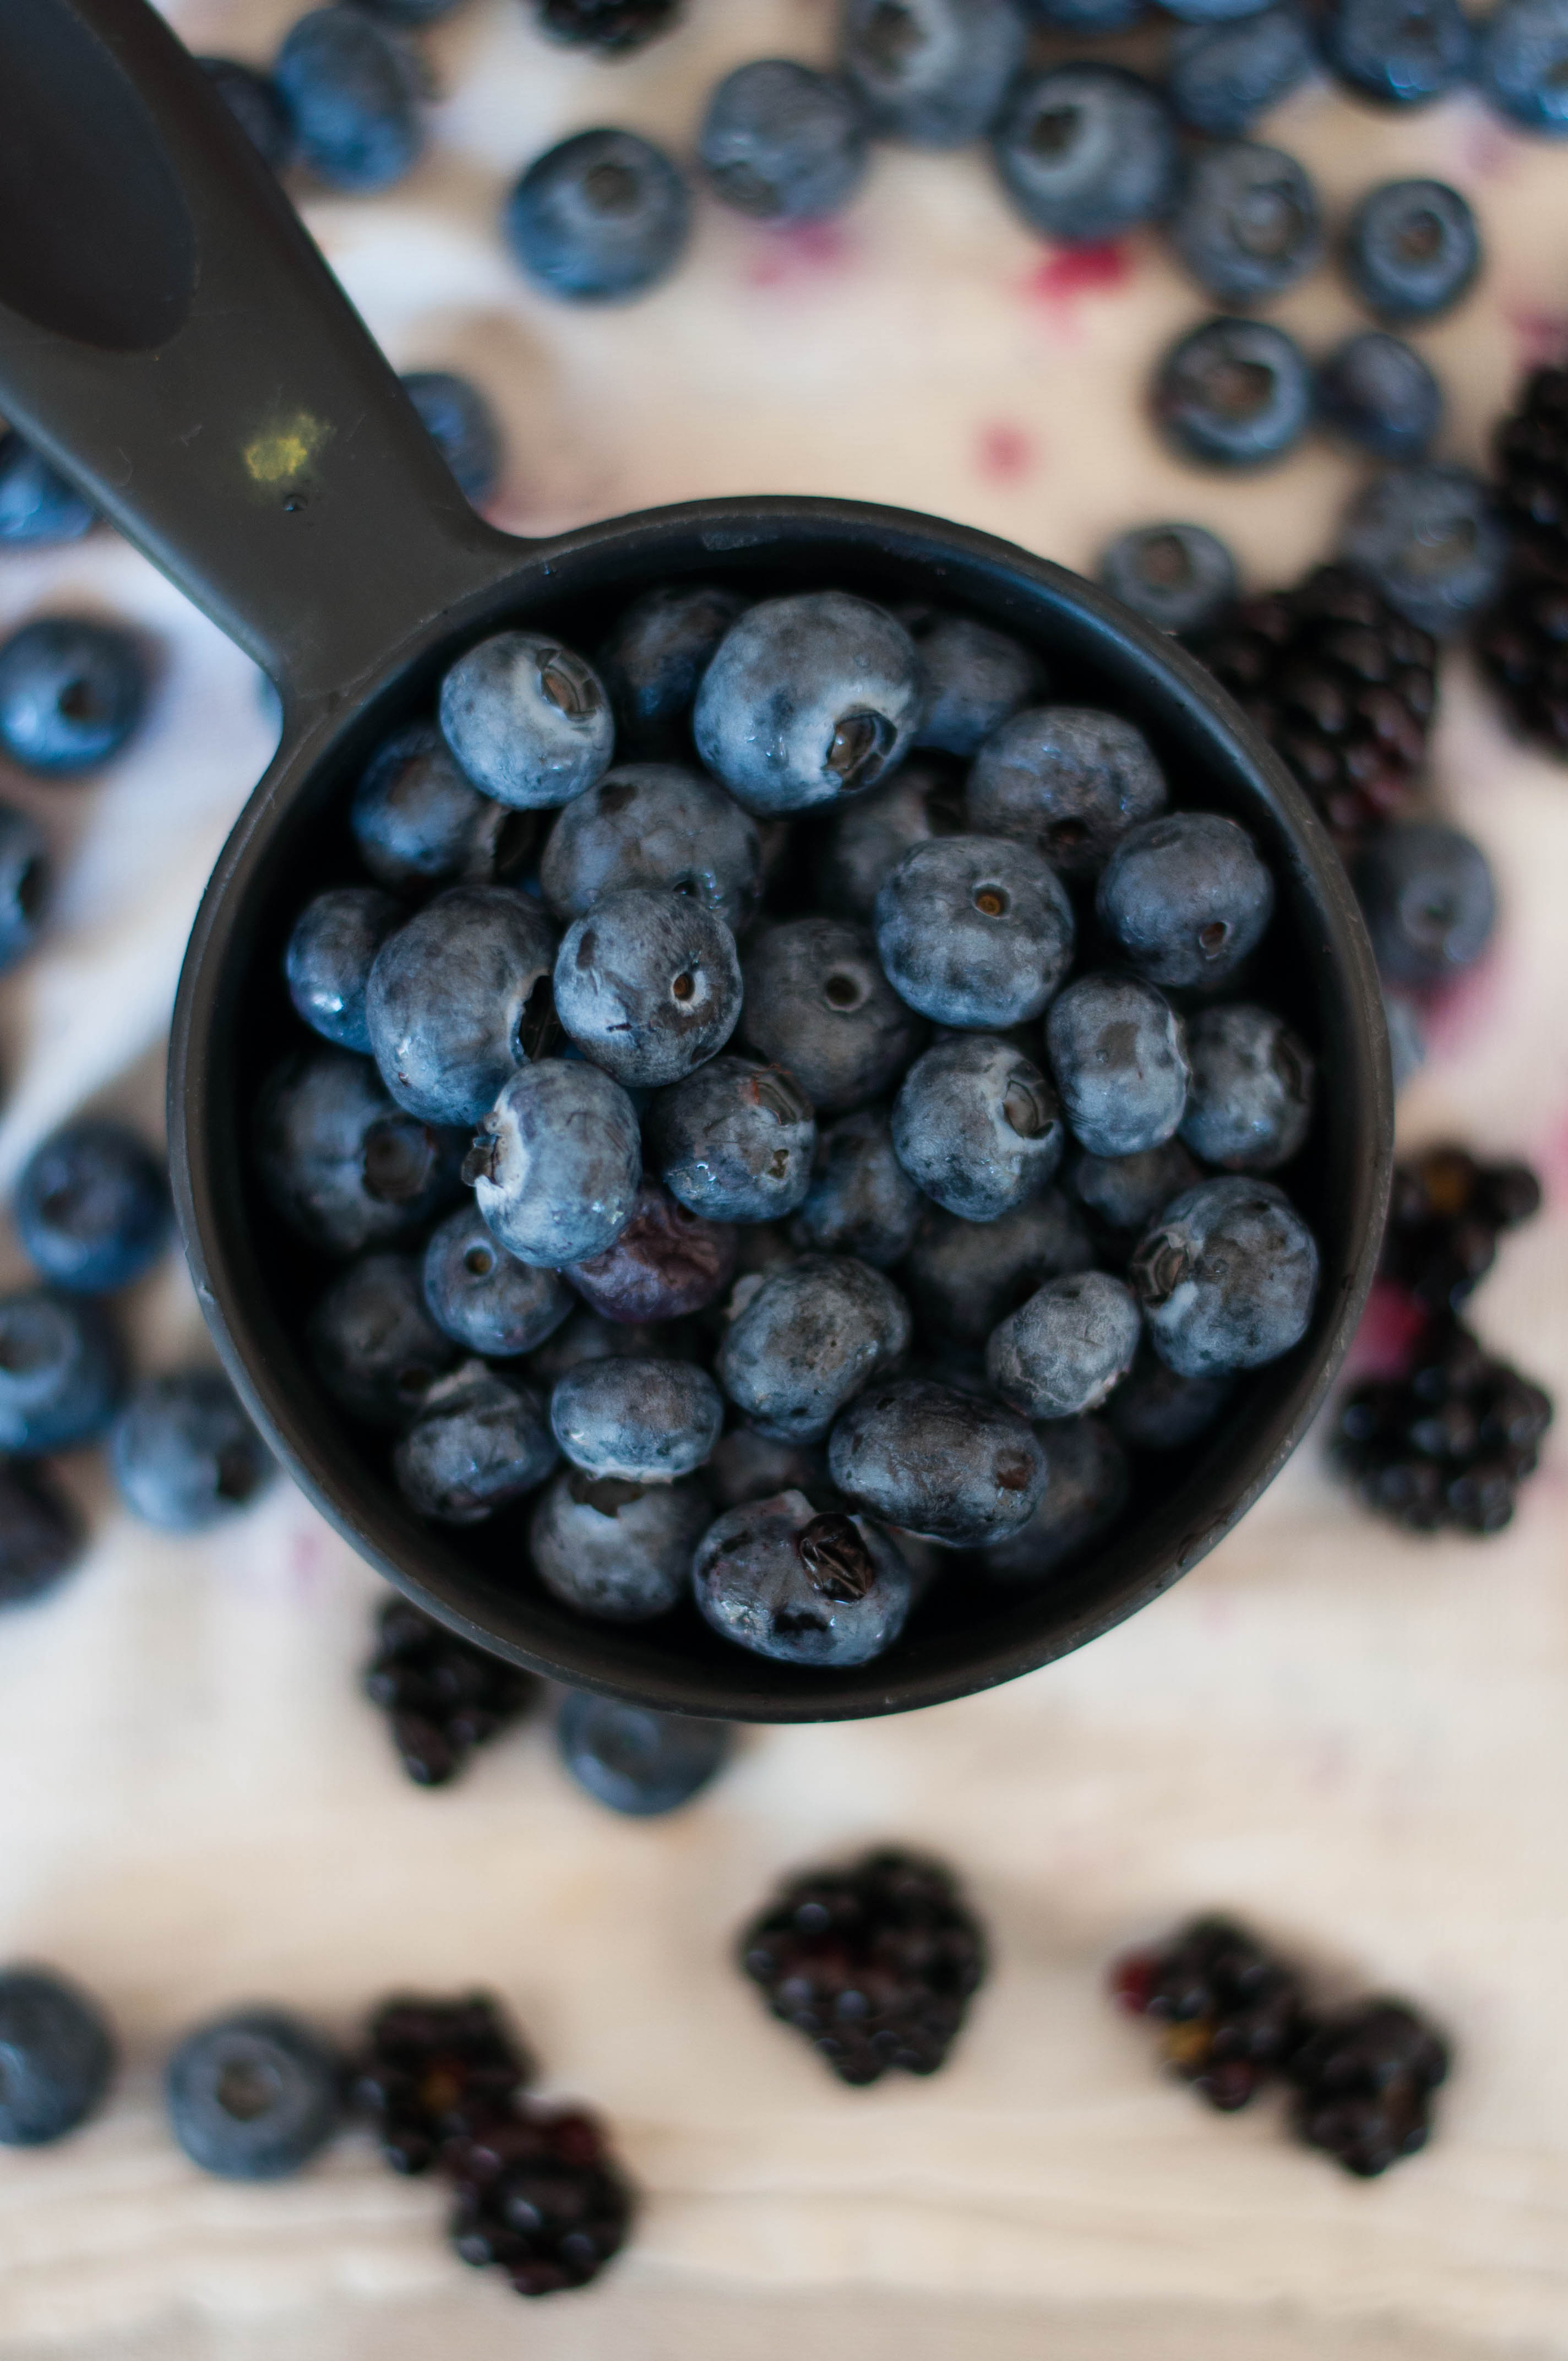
967 705 1169 879
596 583 749 755
401 370 501 505
308 1250 459 1428
813 758 968 921
718 1254 912 1444
892 1033 1064 1223
553 886 742 1089
15 1118 170 1295
1180 1003 1314 1170
840 0 1028 146
903 1192 1095 1346
1167 141 1322 309
647 1054 817 1224
993 64 1178 243
0 805 48 973
700 58 869 221
828 1378 1047 1546
423 1203 574 1358
111 1371 271 1532
1338 464 1506 636
1316 331 1442 461
1097 811 1274 989
1167 6 1319 137
1325 0 1472 102
979 1413 1130 1584
166 2009 342 2180
693 1491 912 1667
564 1177 735 1321
256 1048 461 1258
1153 316 1313 470
1046 972 1190 1160
391 1362 556 1527
908 613 1045 758
793 1105 924 1267
540 763 762 934
741 916 925 1116
1098 524 1239 637
0 1289 122 1453
557 1691 733 1816
352 724 537 894
1342 178 1479 321
274 5 424 193
0 432 95 548
874 834 1075 1030
286 886 400 1055
469 1060 643 1271
1130 1174 1319 1375
441 629 613 812
0 617 146 774
367 885 557 1129
0 1970 115 2146
504 127 691 303
986 1269 1142 1420
0 1462 84 1609
550 1353 722 1483
529 1465 711 1620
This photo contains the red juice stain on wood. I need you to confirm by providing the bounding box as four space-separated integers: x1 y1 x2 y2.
747 217 852 290
977 421 1036 481
1021 238 1130 325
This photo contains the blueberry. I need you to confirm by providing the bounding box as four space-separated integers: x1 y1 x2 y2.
401 371 501 505
1067 1138 1202 1241
1316 330 1442 460
110 1371 271 1531
0 1463 84 1607
357 0 467 19
891 1035 1064 1222
551 1354 721 1481
1167 6 1319 136
1159 0 1281 21
1179 1003 1313 1168
875 835 1075 1030
469 1060 643 1268
597 584 749 755
967 708 1168 880
693 1492 912 1666
274 7 423 193
395 1362 557 1524
1046 972 1190 1158
695 594 923 819
0 1290 122 1452
707 1426 839 1512
166 2009 341 2181
0 806 47 971
554 886 742 1089
557 1691 733 1816
308 1252 458 1427
1129 1173 1319 1374
565 1177 736 1321
505 128 690 303
1097 812 1275 988
904 1191 1095 1344
909 614 1046 758
1023 0 1145 27
701 58 869 221
0 617 146 775
0 1970 114 2146
0 433 94 547
1338 465 1505 635
717 1254 912 1444
1352 820 1496 988
367 885 556 1128
540 764 761 935
1153 316 1312 469
352 725 537 895
986 1270 1142 1418
200 57 296 171
529 1466 710 1620
647 1055 816 1223
993 66 1179 244
1167 142 1322 307
527 1304 689 1388
285 886 400 1054
1342 180 1479 321
828 1379 1047 1546
15 1119 169 1293
979 1413 1130 1582
1108 1339 1236 1446
1098 525 1239 637
1479 0 1568 132
1325 0 1471 104
423 1203 574 1357
793 1105 923 1266
839 0 1028 146
441 629 613 813
257 1049 461 1257
813 759 967 921
740 917 925 1116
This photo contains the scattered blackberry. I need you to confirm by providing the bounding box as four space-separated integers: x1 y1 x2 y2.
1380 1144 1542 1313
447 2103 634 2297
353 1993 534 2174
362 1599 538 1787
1187 563 1436 849
1288 1999 1450 2177
738 1848 987 2087
1333 1316 1553 1533
531 0 681 50
1475 550 1568 756
1489 363 1568 557
1109 1914 1307 2111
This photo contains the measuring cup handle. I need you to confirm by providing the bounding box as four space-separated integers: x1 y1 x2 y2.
0 0 515 708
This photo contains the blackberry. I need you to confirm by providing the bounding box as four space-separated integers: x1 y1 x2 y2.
353 1993 534 2174
362 1599 538 1787
447 2104 633 2296
1332 1316 1553 1533
1475 549 1568 755
1187 563 1436 849
1380 1144 1542 1312
1109 1914 1307 2111
1287 1999 1450 2177
738 1848 987 2087
1485 363 1568 558
531 0 681 51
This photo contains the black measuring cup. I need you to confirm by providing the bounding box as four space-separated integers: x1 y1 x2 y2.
0 0 1391 1721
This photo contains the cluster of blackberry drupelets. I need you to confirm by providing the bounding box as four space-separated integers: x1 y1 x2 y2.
1476 367 1568 758
1111 1915 1451 2177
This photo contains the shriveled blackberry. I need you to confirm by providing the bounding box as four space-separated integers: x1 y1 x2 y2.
1333 1316 1553 1535
1490 364 1568 556
1109 1914 1306 2111
531 0 682 51
1288 1999 1450 2177
1187 563 1436 849
1380 1144 1542 1313
1475 547 1568 758
362 1598 537 1787
354 1994 533 2174
739 1848 987 2087
447 2103 633 2297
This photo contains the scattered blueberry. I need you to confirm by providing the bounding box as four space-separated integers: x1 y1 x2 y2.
0 433 94 547
700 58 868 221
1024 0 1144 28
903 1191 1095 1345
166 2009 341 2181
366 885 556 1128
423 1203 574 1357
839 0 1028 147
540 763 762 934
357 0 469 22
200 56 296 172
1098 524 1239 637
553 885 742 1089
0 1970 114 2146
529 1466 710 1620
647 1054 816 1223
1108 1341 1236 1447
256 1048 461 1257
1180 1003 1314 1169
993 65 1179 243
1324 0 1472 105
0 805 47 971
352 724 537 895
1316 330 1442 460
596 583 749 756
909 614 1046 758
1097 811 1275 988
1046 973 1190 1158
533 0 683 53
15 1118 169 1294
440 629 613 812
0 1462 84 1607
395 1363 557 1524
1167 6 1319 137
1167 142 1322 308
1338 464 1506 635
718 1254 912 1444
274 6 424 193
556 1690 733 1815
308 1251 458 1427
0 1290 122 1452
979 1413 1130 1582
110 1371 271 1531
813 758 967 921
740 916 925 1116
468 1060 641 1270
875 835 1075 1029
892 1034 1064 1222
505 128 690 303
987 1269 1143 1420
285 886 400 1054
695 593 923 818
793 1105 923 1266
1352 819 1496 988
1129 1173 1319 1374
565 1178 736 1323
401 371 502 505
1342 179 1479 321
828 1378 1048 1546
1153 315 1313 469
0 617 146 775
694 1492 912 1667
1068 1138 1202 1243
967 706 1168 879
551 1354 722 1481
1479 0 1568 132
